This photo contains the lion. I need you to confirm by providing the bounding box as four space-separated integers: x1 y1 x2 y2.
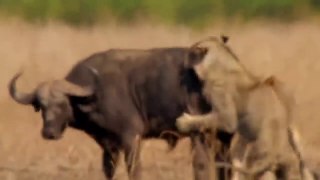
176 36 313 179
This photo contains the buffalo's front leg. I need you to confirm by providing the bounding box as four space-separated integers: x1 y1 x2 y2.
102 146 120 180
123 133 142 180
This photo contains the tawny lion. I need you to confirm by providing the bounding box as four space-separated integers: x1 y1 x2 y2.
176 36 314 180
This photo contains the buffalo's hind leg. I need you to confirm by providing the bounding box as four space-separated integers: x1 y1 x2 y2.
123 133 142 180
102 146 120 180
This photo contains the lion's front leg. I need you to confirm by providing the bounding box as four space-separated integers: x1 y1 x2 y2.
176 112 217 133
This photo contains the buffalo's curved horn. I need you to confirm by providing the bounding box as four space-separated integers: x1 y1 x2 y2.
86 65 99 86
8 72 36 105
54 80 94 97
86 65 99 77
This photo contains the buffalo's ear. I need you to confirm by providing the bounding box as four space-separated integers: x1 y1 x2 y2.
187 46 208 67
221 35 229 44
32 100 41 112
69 93 96 107
71 95 96 113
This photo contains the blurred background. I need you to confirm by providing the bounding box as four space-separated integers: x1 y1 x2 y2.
1 1 320 180
0 0 320 27
0 0 319 27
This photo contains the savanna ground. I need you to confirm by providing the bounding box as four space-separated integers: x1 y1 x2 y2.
1 19 320 179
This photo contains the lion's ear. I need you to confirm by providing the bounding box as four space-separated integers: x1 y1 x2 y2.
186 46 208 67
221 35 229 44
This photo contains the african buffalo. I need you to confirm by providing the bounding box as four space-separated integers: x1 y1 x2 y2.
9 48 222 180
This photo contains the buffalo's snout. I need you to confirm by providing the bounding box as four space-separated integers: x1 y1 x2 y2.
41 128 62 140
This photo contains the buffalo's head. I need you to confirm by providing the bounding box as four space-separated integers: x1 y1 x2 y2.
8 72 94 140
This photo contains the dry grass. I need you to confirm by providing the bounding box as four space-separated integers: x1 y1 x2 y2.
1 19 320 179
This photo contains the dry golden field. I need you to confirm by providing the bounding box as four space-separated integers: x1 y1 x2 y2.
1 19 320 179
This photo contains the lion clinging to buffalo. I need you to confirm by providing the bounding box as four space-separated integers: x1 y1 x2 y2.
176 36 314 179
